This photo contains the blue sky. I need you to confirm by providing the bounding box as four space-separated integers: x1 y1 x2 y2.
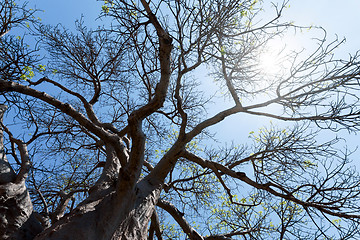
288 0 360 42
29 0 103 27
27 0 360 58
28 0 360 46
28 0 360 44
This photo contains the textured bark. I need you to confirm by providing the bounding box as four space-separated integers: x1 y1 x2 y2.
0 105 15 185
33 178 160 240
0 105 43 239
111 180 161 240
0 181 43 240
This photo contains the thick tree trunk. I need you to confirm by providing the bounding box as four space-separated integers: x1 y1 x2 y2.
0 105 43 239
34 179 160 240
110 180 161 240
0 181 43 240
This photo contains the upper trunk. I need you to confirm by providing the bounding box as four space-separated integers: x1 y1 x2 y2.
0 105 15 184
34 178 161 240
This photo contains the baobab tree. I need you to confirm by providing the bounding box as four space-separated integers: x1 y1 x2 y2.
1 0 360 239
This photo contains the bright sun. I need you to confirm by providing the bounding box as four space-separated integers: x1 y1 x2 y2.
258 35 301 77
260 49 282 75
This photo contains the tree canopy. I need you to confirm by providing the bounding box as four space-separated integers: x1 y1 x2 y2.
1 0 360 239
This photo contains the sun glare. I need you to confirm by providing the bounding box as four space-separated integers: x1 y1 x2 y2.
260 49 282 75
258 35 301 78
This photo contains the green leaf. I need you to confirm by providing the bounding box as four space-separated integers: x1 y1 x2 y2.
38 64 46 72
102 5 109 13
